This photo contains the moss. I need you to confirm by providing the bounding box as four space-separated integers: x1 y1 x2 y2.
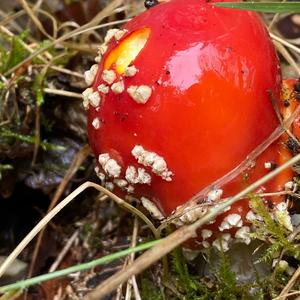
140 276 164 300
169 247 259 300
0 129 65 152
33 73 45 106
171 248 202 295
249 195 300 261
0 31 29 73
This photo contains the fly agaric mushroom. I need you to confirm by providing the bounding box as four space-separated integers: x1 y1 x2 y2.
84 0 296 250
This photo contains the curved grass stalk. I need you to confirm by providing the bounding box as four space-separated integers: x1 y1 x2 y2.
0 182 158 279
0 239 161 294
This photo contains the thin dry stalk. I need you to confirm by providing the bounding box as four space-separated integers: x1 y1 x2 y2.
274 41 300 77
0 8 57 41
278 265 300 299
274 291 300 300
33 0 44 11
125 217 140 300
132 276 141 300
0 180 156 279
49 230 79 273
27 144 90 278
43 88 83 99
19 0 54 39
48 66 84 78
271 33 300 56
267 0 287 30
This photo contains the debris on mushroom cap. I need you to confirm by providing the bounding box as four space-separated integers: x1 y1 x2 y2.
114 29 128 41
131 145 173 181
264 161 276 170
125 165 152 185
88 91 101 107
141 196 164 220
102 70 117 85
84 64 98 86
201 229 213 240
82 87 93 110
111 80 125 94
92 118 100 129
104 29 120 43
172 205 207 225
124 65 138 77
219 214 243 232
127 85 152 104
274 203 293 231
98 153 121 178
98 44 108 55
212 234 232 252
207 189 223 202
235 226 251 245
98 84 109 94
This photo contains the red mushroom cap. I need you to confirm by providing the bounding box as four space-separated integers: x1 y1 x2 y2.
84 0 291 249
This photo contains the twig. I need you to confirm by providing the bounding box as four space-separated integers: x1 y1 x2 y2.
44 66 84 78
130 234 142 300
125 217 140 300
278 265 300 299
267 0 287 30
19 0 53 40
132 276 141 300
274 290 300 300
49 230 79 273
271 33 300 56
274 41 300 77
43 88 83 99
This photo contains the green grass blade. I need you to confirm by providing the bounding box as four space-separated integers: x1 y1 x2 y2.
213 2 300 13
0 239 161 294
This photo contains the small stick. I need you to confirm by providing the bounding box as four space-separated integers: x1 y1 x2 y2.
271 33 300 55
278 266 300 299
125 217 140 300
49 230 79 273
43 88 83 99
